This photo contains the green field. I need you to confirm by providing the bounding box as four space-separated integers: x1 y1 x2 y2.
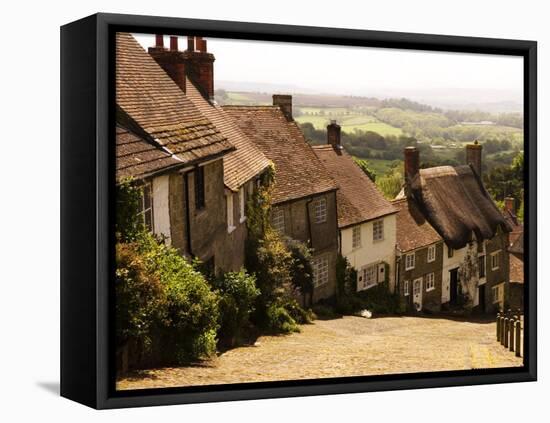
354 157 400 176
295 112 402 136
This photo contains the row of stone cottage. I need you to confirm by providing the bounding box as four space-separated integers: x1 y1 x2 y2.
116 32 523 314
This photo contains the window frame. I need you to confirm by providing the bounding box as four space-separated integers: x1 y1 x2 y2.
271 207 285 234
226 192 235 233
352 225 362 250
314 197 327 224
425 272 435 291
448 246 454 258
373 219 384 242
427 244 436 263
194 165 206 210
404 280 410 296
139 181 154 232
312 256 329 287
491 250 501 270
362 263 378 289
479 254 486 278
239 186 246 223
405 252 415 270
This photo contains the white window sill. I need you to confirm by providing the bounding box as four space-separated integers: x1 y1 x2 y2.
404 293 410 297
239 216 247 224
427 259 435 263
227 225 236 234
426 287 435 292
492 267 499 271
405 267 415 271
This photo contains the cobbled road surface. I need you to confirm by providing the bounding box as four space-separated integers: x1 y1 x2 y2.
117 315 523 390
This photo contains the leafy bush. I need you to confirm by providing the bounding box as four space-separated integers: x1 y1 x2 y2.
142 234 220 363
285 237 314 305
281 298 315 324
115 242 164 349
116 178 145 242
211 270 260 345
265 303 300 334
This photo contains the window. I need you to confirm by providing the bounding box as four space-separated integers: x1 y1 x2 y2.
352 226 362 249
361 264 378 289
226 193 235 233
271 208 285 233
491 251 500 270
312 256 329 287
404 280 410 296
478 255 486 278
314 197 327 223
239 186 246 222
405 253 415 270
448 247 454 258
373 220 384 241
413 278 422 295
492 283 504 304
427 245 436 263
195 166 205 210
139 181 154 232
425 272 435 291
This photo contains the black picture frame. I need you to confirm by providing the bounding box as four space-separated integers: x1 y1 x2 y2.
60 12 537 409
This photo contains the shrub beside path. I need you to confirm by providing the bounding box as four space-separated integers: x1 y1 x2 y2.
117 315 523 390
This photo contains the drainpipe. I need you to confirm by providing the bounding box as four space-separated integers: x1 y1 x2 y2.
305 198 314 249
183 171 193 256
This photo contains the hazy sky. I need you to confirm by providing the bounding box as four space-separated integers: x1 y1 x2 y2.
134 33 523 109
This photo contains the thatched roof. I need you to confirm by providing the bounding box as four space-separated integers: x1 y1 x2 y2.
408 164 511 249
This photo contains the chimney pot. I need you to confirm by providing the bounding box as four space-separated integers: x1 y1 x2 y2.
404 146 420 182
273 94 293 121
504 197 516 214
195 37 204 52
327 121 341 148
155 34 164 48
199 39 207 52
170 36 178 51
466 141 483 177
187 36 195 51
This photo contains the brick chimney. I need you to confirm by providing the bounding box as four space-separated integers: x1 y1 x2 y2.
466 140 483 177
327 120 342 148
273 95 293 121
148 35 187 93
182 36 215 99
504 197 516 214
404 146 420 182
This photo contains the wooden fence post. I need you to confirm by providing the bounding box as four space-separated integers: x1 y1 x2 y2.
509 318 515 352
503 317 509 348
496 313 501 342
515 320 521 358
500 316 506 345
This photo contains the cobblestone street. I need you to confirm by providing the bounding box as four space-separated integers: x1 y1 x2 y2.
117 315 523 390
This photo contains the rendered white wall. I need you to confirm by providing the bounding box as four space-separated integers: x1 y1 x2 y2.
152 174 171 245
341 214 397 292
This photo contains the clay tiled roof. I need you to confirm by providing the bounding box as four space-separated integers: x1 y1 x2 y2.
312 145 397 228
223 106 337 204
408 165 511 250
509 253 524 283
116 33 233 165
116 125 184 180
392 198 442 252
185 81 271 191
509 231 524 255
